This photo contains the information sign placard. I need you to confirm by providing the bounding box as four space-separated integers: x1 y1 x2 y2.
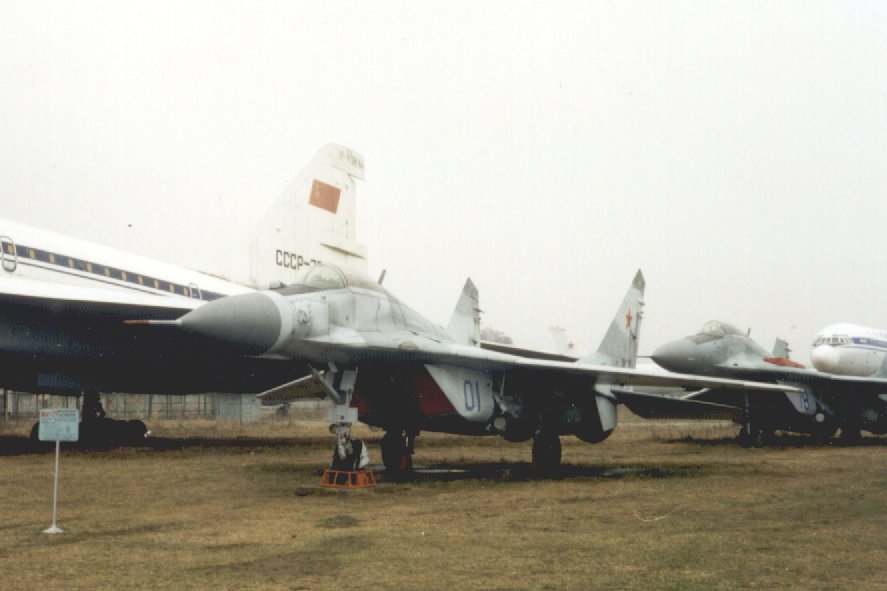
38 409 79 442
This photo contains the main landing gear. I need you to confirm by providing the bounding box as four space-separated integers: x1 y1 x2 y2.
737 425 768 448
531 432 562 474
380 430 415 475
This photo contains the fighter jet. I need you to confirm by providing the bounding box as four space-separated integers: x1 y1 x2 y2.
646 320 887 445
155 267 799 472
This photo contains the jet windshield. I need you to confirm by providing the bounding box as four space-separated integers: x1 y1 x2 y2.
699 320 744 338
686 320 745 345
280 263 386 295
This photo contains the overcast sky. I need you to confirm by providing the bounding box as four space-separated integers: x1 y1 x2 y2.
2 1 886 362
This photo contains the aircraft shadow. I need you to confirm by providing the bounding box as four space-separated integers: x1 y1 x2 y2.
668 434 887 448
377 462 710 483
0 435 329 456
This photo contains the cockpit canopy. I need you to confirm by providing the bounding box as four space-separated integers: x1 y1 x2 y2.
278 263 386 295
686 320 746 345
698 320 744 338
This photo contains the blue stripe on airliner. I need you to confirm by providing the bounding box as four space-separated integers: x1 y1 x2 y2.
3 241 227 302
850 337 887 351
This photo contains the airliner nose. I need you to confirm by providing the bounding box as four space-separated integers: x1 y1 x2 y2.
179 292 284 355
651 338 698 372
811 344 839 373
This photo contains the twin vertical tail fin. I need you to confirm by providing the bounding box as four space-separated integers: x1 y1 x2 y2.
243 144 368 289
579 269 645 368
771 338 791 359
447 279 481 346
549 325 589 358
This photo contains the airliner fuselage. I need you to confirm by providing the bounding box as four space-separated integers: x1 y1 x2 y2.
811 323 887 377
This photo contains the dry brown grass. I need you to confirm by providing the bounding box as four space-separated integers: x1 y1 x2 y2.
1 418 886 591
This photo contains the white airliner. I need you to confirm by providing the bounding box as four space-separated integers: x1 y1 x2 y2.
811 323 887 377
0 144 367 441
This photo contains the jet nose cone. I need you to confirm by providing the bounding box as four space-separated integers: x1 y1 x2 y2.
180 292 283 354
652 338 698 372
811 344 839 373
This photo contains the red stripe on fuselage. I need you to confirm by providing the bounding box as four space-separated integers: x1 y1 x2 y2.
350 365 457 420
407 366 458 417
764 357 806 369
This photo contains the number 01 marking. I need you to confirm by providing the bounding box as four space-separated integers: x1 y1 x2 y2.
463 380 481 412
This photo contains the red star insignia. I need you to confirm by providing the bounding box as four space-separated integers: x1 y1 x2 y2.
625 309 633 330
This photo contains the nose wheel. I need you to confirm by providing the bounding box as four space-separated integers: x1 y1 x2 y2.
330 424 368 471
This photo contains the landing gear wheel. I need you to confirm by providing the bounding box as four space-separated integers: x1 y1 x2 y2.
737 426 767 448
331 439 365 471
737 427 750 448
840 425 863 445
531 433 562 474
381 431 412 475
126 420 149 444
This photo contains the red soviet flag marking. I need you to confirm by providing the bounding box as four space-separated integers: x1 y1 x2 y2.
309 180 341 213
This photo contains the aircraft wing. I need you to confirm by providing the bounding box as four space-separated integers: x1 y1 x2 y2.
613 388 742 421
708 363 887 397
285 336 802 397
479 340 579 363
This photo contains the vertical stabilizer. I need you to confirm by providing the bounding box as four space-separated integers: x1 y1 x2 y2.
447 279 481 346
579 270 645 368
772 338 790 359
549 325 589 358
244 144 368 288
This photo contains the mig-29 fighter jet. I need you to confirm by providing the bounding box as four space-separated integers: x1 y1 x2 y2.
154 267 799 472
645 321 887 446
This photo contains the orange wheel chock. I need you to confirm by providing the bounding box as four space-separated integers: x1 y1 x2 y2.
320 469 377 489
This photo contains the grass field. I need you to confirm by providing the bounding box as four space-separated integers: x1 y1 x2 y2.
1 418 886 591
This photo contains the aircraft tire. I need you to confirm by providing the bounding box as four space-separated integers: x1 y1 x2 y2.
840 426 863 445
330 439 364 471
126 420 149 443
381 431 410 475
737 427 765 448
531 433 562 474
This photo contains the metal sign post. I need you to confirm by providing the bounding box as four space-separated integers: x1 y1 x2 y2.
38 408 79 535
